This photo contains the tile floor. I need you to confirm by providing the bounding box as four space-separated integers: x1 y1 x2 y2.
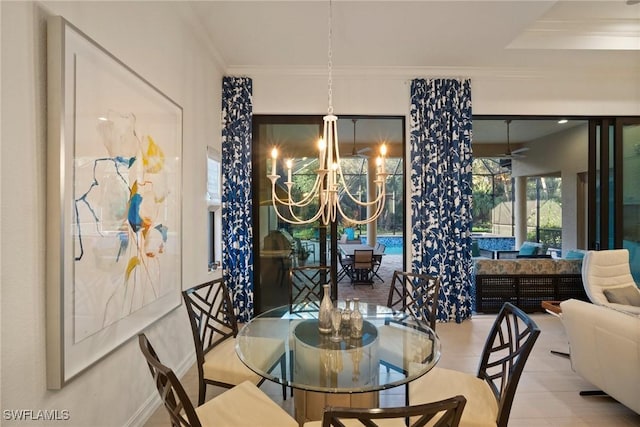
143 312 640 426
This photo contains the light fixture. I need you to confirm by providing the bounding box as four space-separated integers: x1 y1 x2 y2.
557 119 568 124
267 0 387 226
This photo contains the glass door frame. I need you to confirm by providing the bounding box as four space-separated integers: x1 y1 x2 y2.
251 114 406 313
588 117 640 250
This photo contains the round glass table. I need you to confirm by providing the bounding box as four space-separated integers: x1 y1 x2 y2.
235 302 440 424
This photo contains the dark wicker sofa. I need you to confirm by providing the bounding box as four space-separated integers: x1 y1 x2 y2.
473 258 588 313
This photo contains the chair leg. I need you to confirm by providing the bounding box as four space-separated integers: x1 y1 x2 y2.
198 379 206 406
279 353 287 400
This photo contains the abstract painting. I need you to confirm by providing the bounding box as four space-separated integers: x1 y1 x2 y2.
46 16 182 388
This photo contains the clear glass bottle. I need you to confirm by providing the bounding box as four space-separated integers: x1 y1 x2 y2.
350 298 363 338
318 284 333 334
341 298 352 332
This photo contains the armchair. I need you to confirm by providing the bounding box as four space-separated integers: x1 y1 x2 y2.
582 249 640 315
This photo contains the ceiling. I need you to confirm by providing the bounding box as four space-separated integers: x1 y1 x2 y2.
188 1 640 71
183 1 637 152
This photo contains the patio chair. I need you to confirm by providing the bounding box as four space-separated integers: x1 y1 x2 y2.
352 249 374 287
182 278 287 405
303 395 467 427
409 302 540 427
337 252 353 282
138 334 297 427
372 243 386 282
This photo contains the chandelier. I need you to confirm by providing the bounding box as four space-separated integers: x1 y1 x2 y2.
267 0 388 226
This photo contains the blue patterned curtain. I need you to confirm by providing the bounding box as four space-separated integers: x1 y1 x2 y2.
221 76 253 321
410 78 473 323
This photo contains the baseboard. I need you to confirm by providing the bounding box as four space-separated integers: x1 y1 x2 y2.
124 350 196 427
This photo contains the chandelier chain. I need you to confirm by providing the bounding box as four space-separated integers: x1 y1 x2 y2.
327 0 333 114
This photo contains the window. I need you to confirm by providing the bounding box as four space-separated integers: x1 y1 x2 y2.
207 146 221 271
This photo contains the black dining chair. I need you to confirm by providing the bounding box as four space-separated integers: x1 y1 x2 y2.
409 303 540 427
138 334 297 427
288 265 331 313
182 278 287 404
303 395 467 427
387 270 440 331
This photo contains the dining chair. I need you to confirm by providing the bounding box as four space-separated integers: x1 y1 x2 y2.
182 278 287 405
409 302 540 427
286 265 331 396
138 334 297 427
386 270 440 331
303 395 467 427
352 249 374 287
289 265 331 313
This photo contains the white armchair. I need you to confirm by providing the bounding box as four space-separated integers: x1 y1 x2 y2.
560 299 640 415
581 249 640 315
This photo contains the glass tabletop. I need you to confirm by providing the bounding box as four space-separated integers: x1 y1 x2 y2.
235 302 440 393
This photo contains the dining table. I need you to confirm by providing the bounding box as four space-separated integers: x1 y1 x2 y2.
338 243 385 257
235 302 440 425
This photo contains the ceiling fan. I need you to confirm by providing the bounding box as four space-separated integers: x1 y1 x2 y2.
499 119 529 159
350 119 371 158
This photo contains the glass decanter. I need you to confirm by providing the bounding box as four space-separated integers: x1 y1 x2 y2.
341 298 352 333
318 283 333 334
350 298 363 338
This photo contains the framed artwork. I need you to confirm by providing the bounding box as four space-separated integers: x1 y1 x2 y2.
46 16 183 388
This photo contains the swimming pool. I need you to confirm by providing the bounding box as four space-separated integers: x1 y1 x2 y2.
361 235 404 255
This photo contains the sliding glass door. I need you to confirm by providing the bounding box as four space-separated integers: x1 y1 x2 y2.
589 118 640 282
252 115 405 313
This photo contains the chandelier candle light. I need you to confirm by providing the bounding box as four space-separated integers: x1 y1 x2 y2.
267 0 388 226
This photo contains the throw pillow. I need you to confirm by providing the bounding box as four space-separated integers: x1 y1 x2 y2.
603 286 640 307
519 242 539 256
565 250 585 260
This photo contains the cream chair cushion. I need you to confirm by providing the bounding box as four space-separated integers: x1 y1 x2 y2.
196 380 297 427
204 336 284 385
409 367 498 427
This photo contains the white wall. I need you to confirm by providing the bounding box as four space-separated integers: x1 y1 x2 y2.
1 2 223 426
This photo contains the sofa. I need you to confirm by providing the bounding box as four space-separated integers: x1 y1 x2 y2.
561 298 640 415
473 258 588 313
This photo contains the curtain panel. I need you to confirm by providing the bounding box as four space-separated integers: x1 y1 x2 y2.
221 76 254 321
410 78 473 323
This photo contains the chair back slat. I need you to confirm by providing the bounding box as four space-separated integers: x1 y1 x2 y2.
183 279 237 364
322 395 466 427
138 334 201 427
477 303 540 427
387 270 440 330
289 266 331 313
